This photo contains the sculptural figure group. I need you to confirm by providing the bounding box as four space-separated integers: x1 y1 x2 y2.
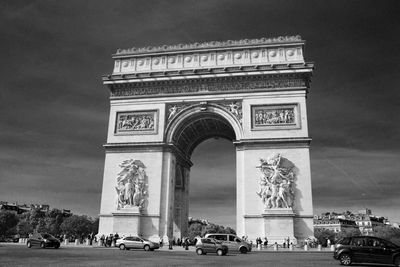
256 154 295 209
115 159 147 209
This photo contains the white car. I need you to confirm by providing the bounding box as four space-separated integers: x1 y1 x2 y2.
116 236 159 251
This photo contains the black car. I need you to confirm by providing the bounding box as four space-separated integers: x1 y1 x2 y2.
333 236 400 266
27 233 60 249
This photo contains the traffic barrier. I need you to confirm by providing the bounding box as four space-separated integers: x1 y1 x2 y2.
330 245 335 251
74 239 79 246
304 244 308 251
317 244 322 251
289 244 294 251
64 239 69 245
273 243 278 251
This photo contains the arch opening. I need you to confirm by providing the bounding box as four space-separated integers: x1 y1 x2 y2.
169 109 238 238
168 110 238 159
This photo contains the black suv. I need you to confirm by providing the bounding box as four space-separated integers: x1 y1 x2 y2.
334 236 400 266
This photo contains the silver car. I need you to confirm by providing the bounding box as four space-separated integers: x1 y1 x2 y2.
116 236 159 251
205 233 252 253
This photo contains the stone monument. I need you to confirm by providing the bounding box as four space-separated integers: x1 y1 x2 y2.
98 36 314 244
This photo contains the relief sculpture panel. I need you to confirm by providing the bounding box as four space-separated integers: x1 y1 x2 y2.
251 104 299 130
256 154 296 210
115 110 158 135
115 159 148 210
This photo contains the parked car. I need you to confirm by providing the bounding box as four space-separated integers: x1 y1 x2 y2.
195 238 228 256
333 236 400 266
27 233 60 249
205 233 251 253
116 236 159 251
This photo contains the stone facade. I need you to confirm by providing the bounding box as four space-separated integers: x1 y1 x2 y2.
99 36 314 244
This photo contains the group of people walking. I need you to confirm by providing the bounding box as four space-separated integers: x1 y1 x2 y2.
99 233 119 247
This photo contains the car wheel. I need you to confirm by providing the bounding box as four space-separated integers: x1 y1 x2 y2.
217 249 224 256
40 242 46 249
196 248 203 255
339 253 352 266
239 246 248 254
119 244 126 250
27 241 32 248
394 256 400 267
144 245 150 251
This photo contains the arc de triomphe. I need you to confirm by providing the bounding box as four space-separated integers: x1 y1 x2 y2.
98 36 314 244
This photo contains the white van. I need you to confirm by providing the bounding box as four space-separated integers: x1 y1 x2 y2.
204 233 252 253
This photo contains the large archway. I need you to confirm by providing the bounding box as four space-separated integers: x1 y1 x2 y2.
164 104 239 238
99 36 315 244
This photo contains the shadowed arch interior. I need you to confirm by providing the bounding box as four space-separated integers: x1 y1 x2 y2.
171 112 236 158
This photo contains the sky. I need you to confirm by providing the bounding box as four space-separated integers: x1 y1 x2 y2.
0 0 399 228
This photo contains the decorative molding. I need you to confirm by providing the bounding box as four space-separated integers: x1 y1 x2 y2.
109 74 309 98
234 137 312 150
115 36 303 56
251 104 300 130
115 110 158 135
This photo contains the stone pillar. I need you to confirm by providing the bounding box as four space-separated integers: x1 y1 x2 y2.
159 152 176 244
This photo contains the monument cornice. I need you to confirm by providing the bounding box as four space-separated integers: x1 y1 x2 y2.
234 137 312 150
113 35 304 57
106 71 312 98
109 36 308 78
103 62 313 83
103 142 193 167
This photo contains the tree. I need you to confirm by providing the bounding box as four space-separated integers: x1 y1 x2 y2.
60 215 94 238
314 228 335 246
187 222 203 240
0 211 19 237
373 226 400 245
334 227 361 242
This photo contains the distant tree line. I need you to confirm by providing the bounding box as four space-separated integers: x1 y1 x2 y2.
0 208 98 239
187 219 236 241
314 226 400 246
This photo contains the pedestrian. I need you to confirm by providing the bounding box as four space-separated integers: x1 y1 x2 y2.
159 238 163 248
264 237 268 247
100 234 105 247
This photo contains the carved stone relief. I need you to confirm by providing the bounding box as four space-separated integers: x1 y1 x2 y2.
251 104 299 130
115 159 148 210
256 154 295 210
220 101 243 124
166 100 243 125
115 110 158 134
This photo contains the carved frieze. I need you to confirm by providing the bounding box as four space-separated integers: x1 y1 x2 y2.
110 74 308 98
251 104 300 130
256 154 296 210
115 110 158 135
165 100 243 125
115 159 148 210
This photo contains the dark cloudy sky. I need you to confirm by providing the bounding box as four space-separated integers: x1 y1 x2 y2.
1 0 399 228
